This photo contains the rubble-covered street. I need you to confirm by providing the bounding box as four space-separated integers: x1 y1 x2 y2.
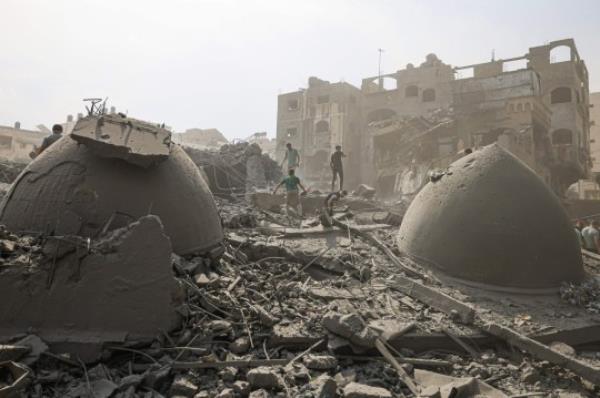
2 2 600 397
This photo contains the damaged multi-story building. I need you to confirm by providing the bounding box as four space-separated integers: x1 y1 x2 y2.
276 39 592 197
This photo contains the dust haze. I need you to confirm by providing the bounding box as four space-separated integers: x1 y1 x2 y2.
0 1 600 397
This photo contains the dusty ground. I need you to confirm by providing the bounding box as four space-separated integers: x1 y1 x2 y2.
0 194 598 397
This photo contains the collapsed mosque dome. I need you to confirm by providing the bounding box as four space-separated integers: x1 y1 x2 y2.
0 131 223 256
397 144 584 291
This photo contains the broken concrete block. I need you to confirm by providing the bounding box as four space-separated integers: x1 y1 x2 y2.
246 367 283 390
0 217 181 357
65 379 117 398
342 382 392 398
170 375 199 397
302 354 338 370
142 365 171 391
15 335 48 366
550 341 576 357
216 388 235 398
70 113 171 167
310 374 337 398
248 389 272 398
233 380 251 397
253 304 279 326
230 336 251 354
322 312 363 340
219 367 238 382
206 320 233 337
355 184 376 199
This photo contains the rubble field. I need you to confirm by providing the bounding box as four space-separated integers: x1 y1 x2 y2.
0 193 599 398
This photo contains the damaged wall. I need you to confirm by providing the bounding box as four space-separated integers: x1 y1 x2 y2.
0 215 181 345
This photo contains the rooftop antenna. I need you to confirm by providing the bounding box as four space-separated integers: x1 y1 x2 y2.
378 48 385 79
491 49 495 62
83 97 109 116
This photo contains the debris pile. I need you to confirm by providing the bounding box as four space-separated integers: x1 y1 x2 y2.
184 142 282 196
560 278 600 314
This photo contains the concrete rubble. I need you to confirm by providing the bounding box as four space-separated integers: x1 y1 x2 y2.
0 116 598 397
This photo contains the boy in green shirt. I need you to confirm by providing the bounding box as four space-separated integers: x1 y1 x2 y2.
273 169 307 216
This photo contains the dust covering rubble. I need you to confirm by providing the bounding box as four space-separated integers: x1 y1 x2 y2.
183 142 282 196
0 119 599 398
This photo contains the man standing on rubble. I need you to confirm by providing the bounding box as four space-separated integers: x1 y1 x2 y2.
330 145 346 192
31 124 63 158
273 168 307 217
281 143 300 173
582 220 600 253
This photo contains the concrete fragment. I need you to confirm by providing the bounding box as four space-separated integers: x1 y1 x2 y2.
248 389 272 398
322 312 377 348
233 380 251 397
70 114 171 167
219 367 238 382
0 136 223 256
216 388 235 398
310 374 337 398
15 335 48 365
0 216 181 351
355 184 376 199
303 354 338 370
246 367 283 390
397 144 584 291
342 382 392 398
550 341 576 356
66 379 117 398
170 375 199 397
230 336 251 354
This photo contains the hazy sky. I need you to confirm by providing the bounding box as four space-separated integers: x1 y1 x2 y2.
1 0 599 139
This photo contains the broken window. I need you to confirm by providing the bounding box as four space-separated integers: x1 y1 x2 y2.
422 88 436 102
552 129 573 145
287 99 299 111
286 128 297 138
315 120 329 134
551 87 572 104
549 45 572 64
405 85 418 98
317 95 329 104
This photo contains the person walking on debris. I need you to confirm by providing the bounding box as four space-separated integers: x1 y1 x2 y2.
320 190 348 227
574 219 586 248
31 124 63 158
582 220 600 253
273 168 307 217
280 143 300 172
330 145 345 192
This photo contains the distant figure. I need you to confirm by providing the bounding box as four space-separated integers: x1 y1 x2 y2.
273 168 307 217
330 145 346 192
320 190 348 227
582 220 600 253
280 143 300 172
574 219 587 248
31 124 63 158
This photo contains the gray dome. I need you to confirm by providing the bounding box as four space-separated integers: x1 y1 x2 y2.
397 144 584 291
0 136 223 255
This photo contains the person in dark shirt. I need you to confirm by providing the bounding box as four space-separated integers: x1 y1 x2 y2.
319 190 348 227
31 124 63 158
330 145 346 192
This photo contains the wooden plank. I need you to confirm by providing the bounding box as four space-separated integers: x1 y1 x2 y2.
484 323 600 385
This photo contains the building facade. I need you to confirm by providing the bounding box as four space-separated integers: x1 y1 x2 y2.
276 39 592 196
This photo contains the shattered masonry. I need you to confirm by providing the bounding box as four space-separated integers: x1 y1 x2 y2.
277 39 591 198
